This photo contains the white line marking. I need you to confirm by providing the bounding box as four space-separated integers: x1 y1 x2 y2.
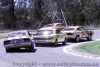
63 39 100 60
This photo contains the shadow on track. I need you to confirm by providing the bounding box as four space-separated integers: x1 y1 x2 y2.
35 43 68 48
6 49 37 53
67 39 93 43
35 39 94 47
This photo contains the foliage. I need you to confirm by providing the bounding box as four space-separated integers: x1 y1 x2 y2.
0 0 100 29
75 41 100 55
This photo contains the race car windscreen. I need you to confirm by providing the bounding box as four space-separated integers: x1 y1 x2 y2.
8 32 27 37
44 24 54 27
36 30 53 35
62 28 75 31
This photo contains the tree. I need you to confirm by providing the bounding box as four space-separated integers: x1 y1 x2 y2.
34 0 44 21
0 0 15 29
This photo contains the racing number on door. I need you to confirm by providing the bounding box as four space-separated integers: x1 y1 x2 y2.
60 34 64 41
61 35 63 39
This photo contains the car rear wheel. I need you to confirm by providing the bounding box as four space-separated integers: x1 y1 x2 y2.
35 43 40 47
75 36 80 42
6 48 20 52
62 38 67 45
6 49 11 52
28 43 34 52
87 35 92 41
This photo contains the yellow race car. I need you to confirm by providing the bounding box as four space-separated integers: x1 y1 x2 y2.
40 23 67 30
62 26 94 42
33 28 67 46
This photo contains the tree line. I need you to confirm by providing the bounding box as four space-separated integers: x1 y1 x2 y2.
0 0 100 30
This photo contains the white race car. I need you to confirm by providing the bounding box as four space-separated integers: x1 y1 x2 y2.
4 30 34 52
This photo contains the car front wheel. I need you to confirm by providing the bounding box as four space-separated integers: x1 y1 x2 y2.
75 36 80 42
87 35 92 41
62 38 67 45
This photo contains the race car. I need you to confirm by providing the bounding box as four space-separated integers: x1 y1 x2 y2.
62 26 94 42
4 30 34 52
33 28 67 46
40 23 67 30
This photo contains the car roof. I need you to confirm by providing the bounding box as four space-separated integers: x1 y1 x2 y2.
45 23 62 26
65 26 82 29
52 23 62 24
39 28 58 31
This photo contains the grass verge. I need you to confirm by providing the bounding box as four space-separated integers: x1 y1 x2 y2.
75 41 100 55
0 33 8 38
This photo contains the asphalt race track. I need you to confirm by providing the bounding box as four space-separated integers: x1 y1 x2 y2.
0 30 100 67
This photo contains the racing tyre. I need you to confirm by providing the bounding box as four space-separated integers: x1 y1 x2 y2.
87 35 92 41
6 49 13 52
75 36 80 42
54 40 58 46
35 43 40 47
6 49 10 52
62 38 67 45
28 44 34 52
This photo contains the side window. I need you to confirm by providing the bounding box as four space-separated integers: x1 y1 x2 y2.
77 27 85 31
77 28 82 31
57 24 65 27
81 27 85 31
57 24 62 27
56 30 60 34
62 24 66 26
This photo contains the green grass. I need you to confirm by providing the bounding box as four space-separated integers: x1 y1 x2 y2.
0 33 8 38
75 41 100 55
